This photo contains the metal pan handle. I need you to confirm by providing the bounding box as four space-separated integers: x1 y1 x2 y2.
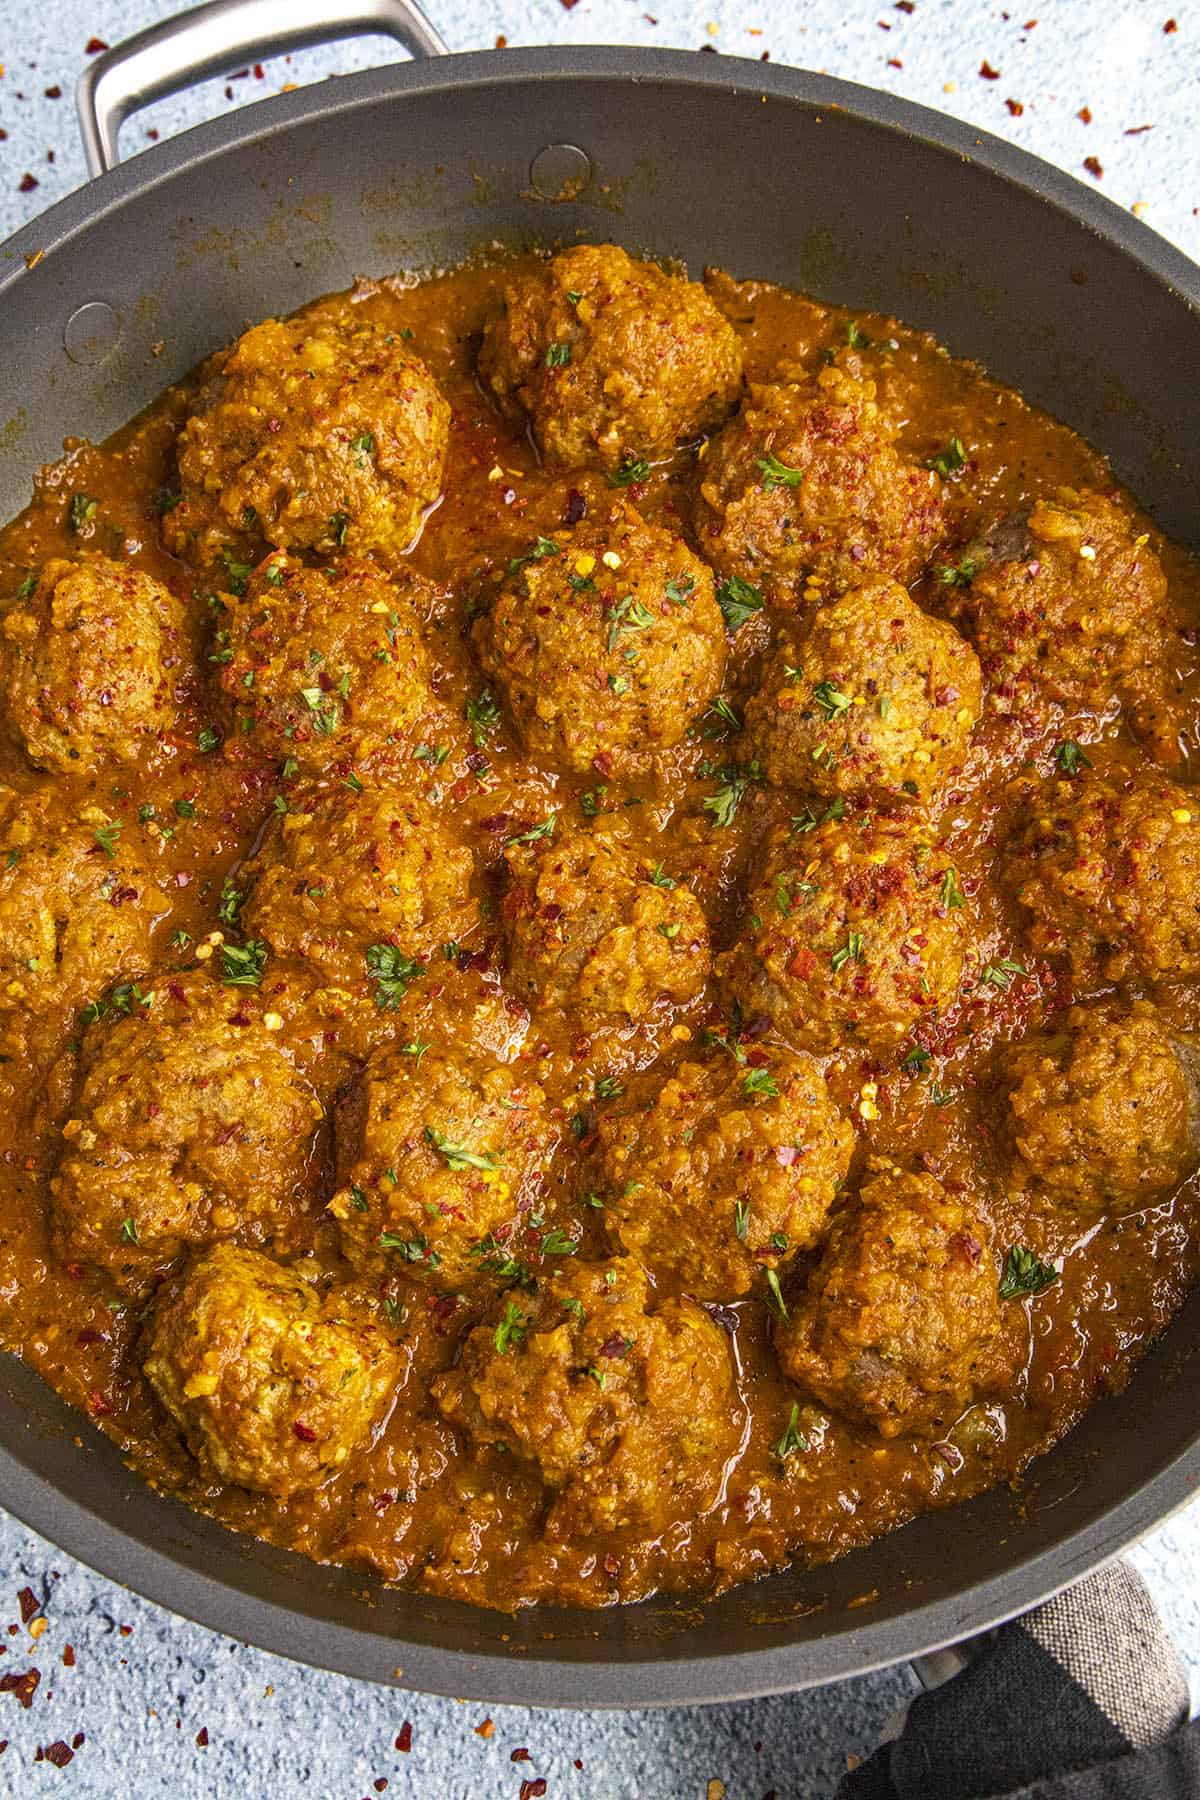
76 0 449 177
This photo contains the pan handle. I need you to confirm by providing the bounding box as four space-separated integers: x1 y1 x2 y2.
76 0 449 177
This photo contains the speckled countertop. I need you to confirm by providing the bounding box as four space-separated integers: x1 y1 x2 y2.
0 2 1198 1793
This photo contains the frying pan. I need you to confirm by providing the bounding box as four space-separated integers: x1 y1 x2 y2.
0 0 1199 1708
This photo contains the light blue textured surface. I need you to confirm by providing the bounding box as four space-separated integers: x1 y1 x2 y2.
0 1 1198 1792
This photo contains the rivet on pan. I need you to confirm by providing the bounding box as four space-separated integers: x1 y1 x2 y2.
63 301 121 366
529 143 593 203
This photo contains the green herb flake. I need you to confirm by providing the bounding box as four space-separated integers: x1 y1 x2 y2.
68 492 98 533
424 1126 500 1174
772 1402 808 1462
219 939 267 988
120 1216 140 1245
830 932 864 974
716 574 764 632
980 958 1027 992
812 680 852 718
939 867 965 911
93 820 122 859
545 341 572 368
504 811 558 849
608 456 651 487
493 1299 528 1354
999 1244 1059 1301
757 451 804 490
1055 739 1092 777
765 1268 789 1321
742 1067 780 1100
365 943 423 1010
925 437 968 478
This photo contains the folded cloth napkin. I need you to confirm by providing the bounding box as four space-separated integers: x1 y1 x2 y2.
839 1562 1197 1799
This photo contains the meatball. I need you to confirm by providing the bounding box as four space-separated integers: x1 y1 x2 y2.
942 488 1169 724
164 310 449 566
2 557 185 775
600 1050 854 1300
731 809 968 1054
1004 1001 1198 1211
242 786 475 986
503 821 711 1021
433 1256 738 1537
693 358 944 605
478 244 743 472
747 575 980 809
1008 768 1200 987
52 974 323 1294
776 1169 1007 1438
0 787 169 1049
330 1043 554 1285
144 1244 401 1498
473 504 725 776
214 554 448 777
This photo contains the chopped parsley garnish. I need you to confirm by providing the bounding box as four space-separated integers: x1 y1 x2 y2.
734 1199 750 1241
925 437 967 477
742 1068 780 1100
1054 739 1092 777
648 862 676 889
812 680 852 718
757 451 804 490
220 549 253 596
504 811 558 848
380 1232 440 1268
399 1038 430 1062
716 574 764 633
507 536 561 575
606 593 656 652
174 797 198 821
348 1185 370 1212
594 1075 624 1101
155 488 182 515
999 1244 1059 1301
81 981 154 1027
901 1046 932 1075
365 943 423 1010
415 742 449 768
466 689 502 747
938 556 978 587
772 1402 808 1462
939 868 965 910
68 492 98 533
171 929 193 950
980 958 1027 992
665 573 694 605
16 573 37 600
217 880 244 927
609 456 651 487
93 820 122 859
343 771 364 795
424 1126 499 1173
792 797 846 834
706 696 742 735
764 1268 789 1321
830 932 864 974
120 1217 140 1245
197 727 220 753
540 1228 577 1257
493 1299 527 1354
846 320 871 350
545 341 572 367
219 939 267 988
703 760 764 828
580 786 606 818
351 431 375 464
329 509 350 547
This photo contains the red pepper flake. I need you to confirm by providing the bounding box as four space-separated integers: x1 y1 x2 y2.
560 0 581 7
18 174 39 194
16 1588 39 1625
511 1747 531 1762
0 1667 40 1709
42 1740 74 1767
195 1727 209 1747
44 85 62 99
395 1722 412 1753
1005 97 1024 115
85 36 109 52
979 59 1001 78
62 1645 75 1667
574 1760 584 1771
1083 155 1104 178
519 1782 547 1800
495 33 508 46
1125 123 1153 135
373 1781 388 1793
292 1420 318 1443
475 1719 495 1739
254 63 265 78
895 0 915 9
887 57 903 67
1078 105 1092 123
72 1733 84 1749
1164 17 1177 31
118 1625 132 1638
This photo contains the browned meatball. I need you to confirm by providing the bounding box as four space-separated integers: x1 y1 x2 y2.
0 787 169 1056
502 820 711 1021
478 244 743 472
214 553 450 777
52 973 323 1294
164 311 449 567
942 488 1170 727
694 359 945 605
433 1256 738 1537
600 1050 854 1300
729 810 969 1054
747 575 981 810
330 1043 554 1285
1004 1001 1198 1211
1008 768 1200 988
144 1244 401 1498
1 557 185 775
473 504 725 776
776 1169 1007 1438
242 786 475 988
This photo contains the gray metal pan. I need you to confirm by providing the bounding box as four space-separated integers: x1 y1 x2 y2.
0 0 1198 1708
